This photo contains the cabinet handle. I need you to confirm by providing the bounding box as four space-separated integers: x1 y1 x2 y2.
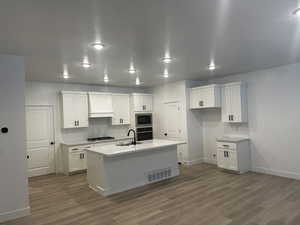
223 145 229 148
74 121 77 126
231 115 234 121
228 115 231 121
143 105 146 110
78 120 80 126
199 101 204 107
120 118 122 124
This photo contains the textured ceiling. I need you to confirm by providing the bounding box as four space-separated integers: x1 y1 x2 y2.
0 0 300 87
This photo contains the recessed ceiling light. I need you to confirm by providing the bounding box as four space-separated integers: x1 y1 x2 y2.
293 8 300 16
136 77 140 85
81 62 92 68
91 42 105 50
129 68 137 74
163 68 169 78
104 74 109 83
162 57 173 64
208 62 217 71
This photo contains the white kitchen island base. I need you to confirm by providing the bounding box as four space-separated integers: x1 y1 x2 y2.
86 140 182 196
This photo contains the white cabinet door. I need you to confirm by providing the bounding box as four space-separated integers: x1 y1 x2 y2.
222 82 247 123
217 149 238 171
69 152 86 172
143 95 153 112
190 85 220 109
112 94 130 125
190 88 202 108
222 86 232 122
231 85 242 122
217 149 227 169
61 92 76 128
132 94 153 112
77 93 89 127
61 92 89 128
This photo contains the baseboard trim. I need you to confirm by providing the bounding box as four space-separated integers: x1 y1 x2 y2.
203 157 217 165
253 167 300 180
0 206 30 223
183 158 203 166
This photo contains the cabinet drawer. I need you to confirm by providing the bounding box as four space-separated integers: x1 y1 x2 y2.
217 142 236 150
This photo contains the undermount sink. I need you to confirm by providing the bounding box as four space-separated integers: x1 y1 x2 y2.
116 141 143 146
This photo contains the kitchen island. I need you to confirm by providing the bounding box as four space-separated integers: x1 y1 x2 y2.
85 139 185 196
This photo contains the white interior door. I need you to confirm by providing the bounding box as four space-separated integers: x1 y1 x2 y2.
26 106 55 177
163 102 182 139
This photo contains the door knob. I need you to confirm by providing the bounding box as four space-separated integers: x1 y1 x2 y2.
50 142 55 145
164 133 168 136
1 127 8 134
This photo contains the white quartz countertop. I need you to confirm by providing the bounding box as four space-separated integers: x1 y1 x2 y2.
61 136 132 147
85 139 186 157
216 136 249 143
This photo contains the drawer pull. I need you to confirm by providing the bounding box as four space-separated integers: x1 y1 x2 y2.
223 145 230 148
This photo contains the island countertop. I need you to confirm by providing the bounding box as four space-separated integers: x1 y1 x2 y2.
85 139 186 157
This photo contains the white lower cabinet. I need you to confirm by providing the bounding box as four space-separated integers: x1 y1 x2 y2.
216 139 250 173
62 144 91 175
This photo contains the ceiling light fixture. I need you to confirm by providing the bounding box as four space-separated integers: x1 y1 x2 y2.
104 73 109 83
162 57 173 64
136 77 140 85
81 62 92 68
208 62 217 71
293 8 300 16
63 65 70 79
92 42 105 50
163 68 169 78
129 68 137 74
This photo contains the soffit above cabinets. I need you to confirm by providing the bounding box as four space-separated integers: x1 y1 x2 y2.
0 0 299 87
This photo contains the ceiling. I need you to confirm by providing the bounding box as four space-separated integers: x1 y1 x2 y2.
0 0 300 87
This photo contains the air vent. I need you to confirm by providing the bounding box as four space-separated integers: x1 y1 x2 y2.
146 168 172 183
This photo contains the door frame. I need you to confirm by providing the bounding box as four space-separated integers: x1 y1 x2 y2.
25 105 56 177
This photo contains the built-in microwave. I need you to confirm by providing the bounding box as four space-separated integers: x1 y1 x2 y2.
135 113 152 127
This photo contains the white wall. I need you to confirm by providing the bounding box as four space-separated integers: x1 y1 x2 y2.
26 81 149 172
0 56 30 222
201 63 300 179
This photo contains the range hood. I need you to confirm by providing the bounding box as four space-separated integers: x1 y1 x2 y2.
88 92 114 118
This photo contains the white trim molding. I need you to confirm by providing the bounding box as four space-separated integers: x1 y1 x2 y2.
253 167 300 180
0 207 30 223
183 158 203 166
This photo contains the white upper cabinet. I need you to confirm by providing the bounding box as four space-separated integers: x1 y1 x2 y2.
112 94 130 125
131 93 153 112
88 92 113 118
222 82 247 123
190 84 221 109
61 91 89 128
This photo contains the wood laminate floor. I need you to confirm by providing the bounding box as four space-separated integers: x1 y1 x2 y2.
3 163 300 225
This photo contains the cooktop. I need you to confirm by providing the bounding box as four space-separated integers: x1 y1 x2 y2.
87 136 115 142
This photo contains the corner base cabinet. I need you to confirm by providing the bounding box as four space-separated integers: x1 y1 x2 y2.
216 139 250 173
